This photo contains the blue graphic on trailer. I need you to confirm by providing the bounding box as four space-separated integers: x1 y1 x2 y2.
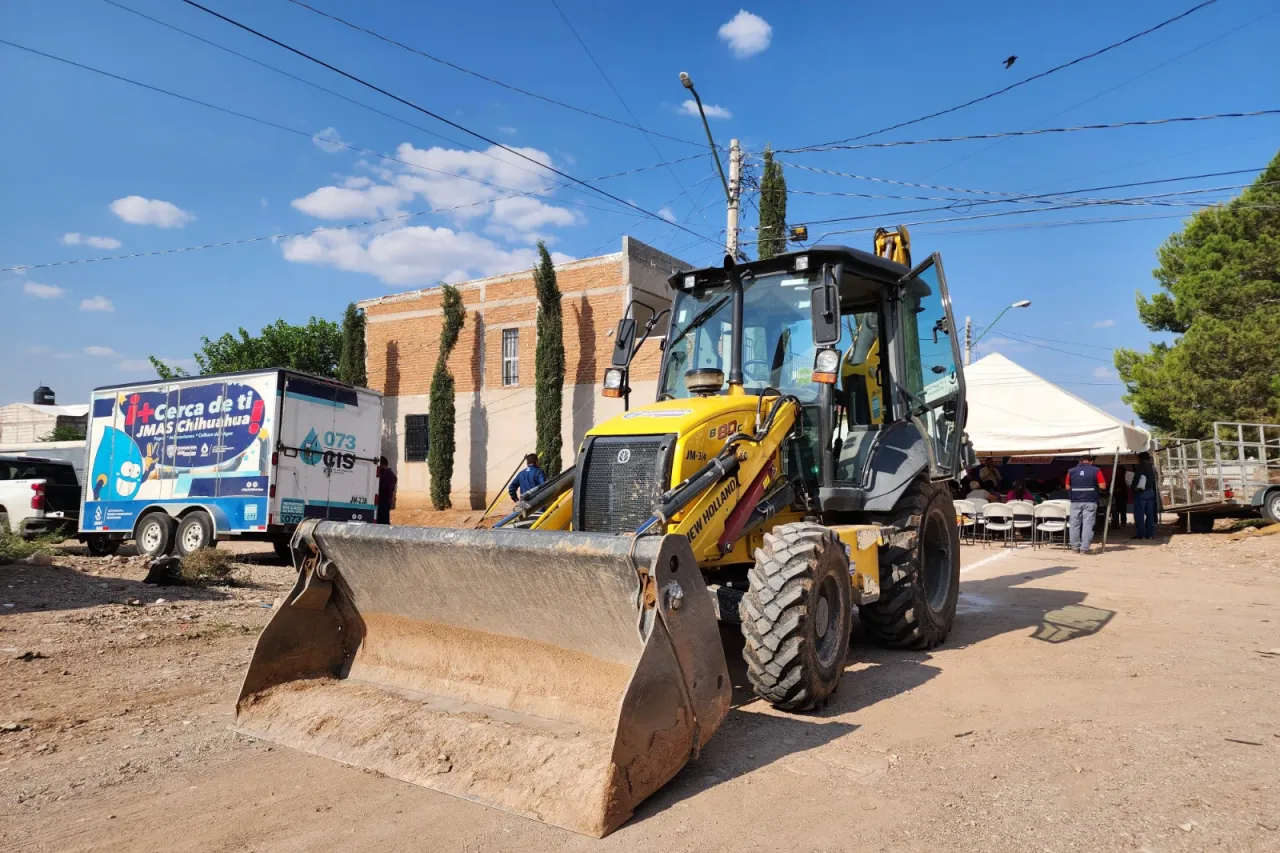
83 497 268 533
300 428 323 466
90 426 148 501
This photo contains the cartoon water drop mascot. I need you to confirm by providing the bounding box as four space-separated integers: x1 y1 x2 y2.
89 427 148 500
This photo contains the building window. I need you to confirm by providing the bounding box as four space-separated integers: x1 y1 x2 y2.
405 414 429 462
502 328 519 387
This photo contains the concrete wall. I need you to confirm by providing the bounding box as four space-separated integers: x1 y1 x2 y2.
0 405 87 444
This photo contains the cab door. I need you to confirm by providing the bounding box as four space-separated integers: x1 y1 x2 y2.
896 253 965 478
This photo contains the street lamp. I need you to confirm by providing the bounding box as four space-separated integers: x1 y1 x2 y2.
679 72 730 204
966 300 1031 364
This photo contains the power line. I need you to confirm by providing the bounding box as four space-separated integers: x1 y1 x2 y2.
97 0 691 204
793 170 1271 228
0 37 652 222
547 0 719 237
923 5 1280 178
0 160 698 274
787 0 1222 151
979 330 1114 364
779 110 1280 154
179 0 723 251
281 0 706 149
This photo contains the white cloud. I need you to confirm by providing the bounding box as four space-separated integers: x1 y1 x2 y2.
260 197 269 209
283 142 585 283
61 232 122 250
83 345 120 357
658 206 677 223
80 296 115 312
110 196 194 228
1093 318 1116 328
312 127 346 154
718 10 772 58
283 225 574 286
24 282 64 299
982 336 1031 353
1092 365 1116 379
25 345 52 354
679 100 732 120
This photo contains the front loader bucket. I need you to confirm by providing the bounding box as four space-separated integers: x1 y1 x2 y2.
235 519 730 837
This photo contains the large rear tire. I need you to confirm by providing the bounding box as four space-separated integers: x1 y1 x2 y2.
860 478 961 649
741 522 853 711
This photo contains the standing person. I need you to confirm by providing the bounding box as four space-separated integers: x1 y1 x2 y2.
1111 465 1129 530
1067 453 1107 554
1131 451 1159 540
509 453 547 503
376 455 397 525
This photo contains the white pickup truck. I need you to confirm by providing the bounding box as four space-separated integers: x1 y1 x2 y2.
0 455 82 539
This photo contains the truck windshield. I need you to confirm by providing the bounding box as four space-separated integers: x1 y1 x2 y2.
660 271 821 401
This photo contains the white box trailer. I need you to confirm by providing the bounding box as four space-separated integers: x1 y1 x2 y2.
79 369 383 558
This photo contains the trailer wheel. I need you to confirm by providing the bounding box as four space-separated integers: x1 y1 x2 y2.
741 522 853 711
175 511 216 556
85 534 120 557
136 512 176 558
1262 490 1280 525
859 477 961 650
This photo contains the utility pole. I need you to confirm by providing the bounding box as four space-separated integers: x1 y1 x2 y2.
726 138 742 259
964 316 973 366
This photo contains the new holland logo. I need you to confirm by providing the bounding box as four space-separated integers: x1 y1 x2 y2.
616 448 632 464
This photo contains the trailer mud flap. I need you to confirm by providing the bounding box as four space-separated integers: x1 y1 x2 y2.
235 520 730 837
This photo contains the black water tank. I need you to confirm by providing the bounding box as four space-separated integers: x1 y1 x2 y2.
33 385 55 405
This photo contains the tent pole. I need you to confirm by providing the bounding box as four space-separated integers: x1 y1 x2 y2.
1100 447 1120 553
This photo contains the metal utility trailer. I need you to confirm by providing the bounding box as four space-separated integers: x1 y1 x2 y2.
1156 422 1280 531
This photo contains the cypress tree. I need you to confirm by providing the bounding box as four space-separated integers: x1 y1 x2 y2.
533 242 565 475
338 302 367 386
428 285 464 509
757 146 788 260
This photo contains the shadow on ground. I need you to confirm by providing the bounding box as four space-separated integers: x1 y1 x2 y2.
946 563 1115 647
0 561 231 613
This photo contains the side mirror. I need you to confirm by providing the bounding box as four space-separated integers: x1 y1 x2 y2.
810 267 841 347
611 318 637 367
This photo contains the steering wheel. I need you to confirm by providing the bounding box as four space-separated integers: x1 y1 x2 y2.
742 359 772 384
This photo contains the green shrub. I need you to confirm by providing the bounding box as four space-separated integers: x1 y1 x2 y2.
179 548 236 584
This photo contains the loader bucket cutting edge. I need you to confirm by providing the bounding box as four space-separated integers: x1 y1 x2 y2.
235 520 731 837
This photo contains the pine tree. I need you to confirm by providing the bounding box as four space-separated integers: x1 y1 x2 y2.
757 146 788 260
428 285 464 509
1116 151 1280 435
338 302 367 386
533 242 565 475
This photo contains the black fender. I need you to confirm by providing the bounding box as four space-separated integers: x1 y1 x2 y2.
861 419 933 512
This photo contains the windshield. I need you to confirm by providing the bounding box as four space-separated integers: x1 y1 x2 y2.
659 271 822 402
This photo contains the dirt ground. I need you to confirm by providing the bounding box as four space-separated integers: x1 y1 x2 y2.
2 527 1278 853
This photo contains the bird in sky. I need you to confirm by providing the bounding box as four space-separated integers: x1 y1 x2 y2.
1003 55 1018 69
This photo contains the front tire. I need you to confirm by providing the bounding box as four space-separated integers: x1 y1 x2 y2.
136 512 176 558
741 522 853 711
860 478 961 649
175 511 216 556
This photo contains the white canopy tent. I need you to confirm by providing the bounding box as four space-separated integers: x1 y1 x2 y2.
964 353 1150 457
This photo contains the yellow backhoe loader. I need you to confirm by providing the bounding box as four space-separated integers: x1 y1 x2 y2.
235 228 972 837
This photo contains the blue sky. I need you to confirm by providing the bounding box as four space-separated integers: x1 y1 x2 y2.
4 0 1278 422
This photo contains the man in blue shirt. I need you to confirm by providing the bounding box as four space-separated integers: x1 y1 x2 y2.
1067 453 1107 554
509 453 547 502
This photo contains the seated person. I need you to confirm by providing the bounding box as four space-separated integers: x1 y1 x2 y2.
1046 478 1071 501
1005 480 1036 502
965 480 991 501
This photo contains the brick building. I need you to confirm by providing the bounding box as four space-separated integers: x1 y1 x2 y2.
360 237 689 508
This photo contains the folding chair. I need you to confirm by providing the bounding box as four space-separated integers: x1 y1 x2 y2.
981 503 1014 548
1007 500 1035 545
968 497 988 541
953 499 978 545
1033 503 1069 549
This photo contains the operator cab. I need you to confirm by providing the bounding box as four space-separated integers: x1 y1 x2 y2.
605 244 967 513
